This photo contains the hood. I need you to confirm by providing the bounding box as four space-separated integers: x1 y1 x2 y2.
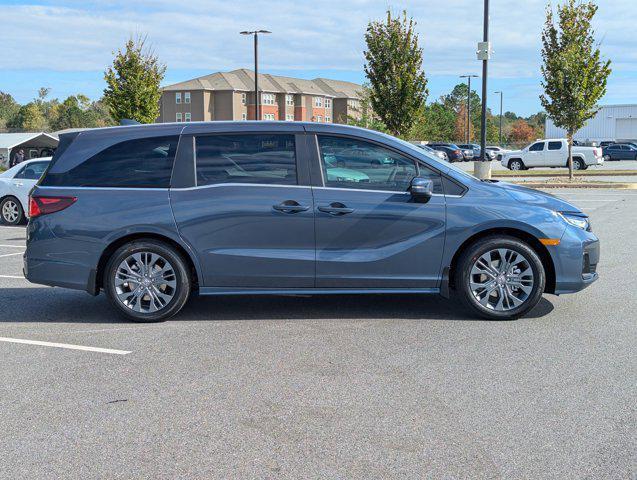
487 180 584 214
502 149 523 158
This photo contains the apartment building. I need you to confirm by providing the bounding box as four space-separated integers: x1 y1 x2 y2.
157 69 362 124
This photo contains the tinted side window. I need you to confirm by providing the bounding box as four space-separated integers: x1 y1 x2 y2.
42 136 178 187
195 134 296 186
547 141 562 150
318 135 442 193
15 161 49 180
529 142 544 151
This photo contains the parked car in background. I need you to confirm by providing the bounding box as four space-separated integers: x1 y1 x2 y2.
602 143 637 161
415 144 448 162
456 145 474 161
485 146 511 161
25 122 599 323
501 139 603 170
0 158 51 225
599 141 616 148
459 144 497 161
427 143 464 163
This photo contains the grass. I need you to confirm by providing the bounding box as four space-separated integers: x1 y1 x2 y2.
492 169 637 177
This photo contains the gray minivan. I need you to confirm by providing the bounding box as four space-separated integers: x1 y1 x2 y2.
24 122 599 322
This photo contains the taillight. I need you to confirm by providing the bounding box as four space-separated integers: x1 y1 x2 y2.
29 196 77 218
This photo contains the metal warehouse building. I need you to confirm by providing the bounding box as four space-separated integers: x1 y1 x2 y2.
545 104 637 143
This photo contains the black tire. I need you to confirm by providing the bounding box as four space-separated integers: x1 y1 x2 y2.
454 236 546 320
104 240 191 322
572 158 586 170
0 197 25 225
508 159 525 171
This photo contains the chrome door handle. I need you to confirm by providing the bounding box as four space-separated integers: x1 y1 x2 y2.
13 182 23 187
273 201 310 214
318 203 354 215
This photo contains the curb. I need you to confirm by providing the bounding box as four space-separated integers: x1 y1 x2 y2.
510 182 637 189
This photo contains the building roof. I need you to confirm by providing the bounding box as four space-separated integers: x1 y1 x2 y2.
162 69 362 99
0 132 58 149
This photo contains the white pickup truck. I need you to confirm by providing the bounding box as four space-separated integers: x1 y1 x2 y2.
501 139 604 170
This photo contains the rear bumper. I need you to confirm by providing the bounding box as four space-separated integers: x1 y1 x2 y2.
24 254 96 294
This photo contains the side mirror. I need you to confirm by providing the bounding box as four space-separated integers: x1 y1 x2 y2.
410 177 434 203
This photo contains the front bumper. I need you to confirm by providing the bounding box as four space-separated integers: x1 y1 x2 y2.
553 228 600 294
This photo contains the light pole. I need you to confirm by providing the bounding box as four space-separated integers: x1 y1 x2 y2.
240 30 271 120
474 0 492 179
460 74 478 143
494 90 503 146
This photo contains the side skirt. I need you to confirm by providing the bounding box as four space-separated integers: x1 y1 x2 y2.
198 287 440 296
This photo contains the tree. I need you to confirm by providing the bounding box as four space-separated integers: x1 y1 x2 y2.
363 10 428 136
540 0 611 179
509 119 536 143
10 102 46 131
103 36 166 124
0 92 20 129
408 102 455 142
345 85 388 133
454 104 474 143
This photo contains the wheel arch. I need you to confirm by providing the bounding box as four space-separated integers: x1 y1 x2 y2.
93 232 200 295
447 227 556 294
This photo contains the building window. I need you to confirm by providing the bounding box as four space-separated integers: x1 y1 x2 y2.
316 115 322 123
314 97 323 107
286 113 294 121
325 116 331 123
286 94 294 106
348 99 360 110
241 93 246 105
176 112 182 122
175 92 181 104
262 93 275 105
184 112 191 122
325 98 332 109
184 92 191 104
263 113 275 121
241 112 247 121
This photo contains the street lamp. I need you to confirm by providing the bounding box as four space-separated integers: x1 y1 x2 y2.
474 0 492 179
494 90 503 146
240 30 271 120
460 74 479 143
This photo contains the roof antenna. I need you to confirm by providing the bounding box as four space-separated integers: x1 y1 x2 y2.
120 119 140 126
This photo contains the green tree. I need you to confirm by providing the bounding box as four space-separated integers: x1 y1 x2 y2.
10 102 46 131
540 0 611 179
103 36 166 124
0 92 20 129
409 102 455 142
345 85 388 133
363 10 428 136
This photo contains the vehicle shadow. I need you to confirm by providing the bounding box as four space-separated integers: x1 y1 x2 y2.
0 287 555 324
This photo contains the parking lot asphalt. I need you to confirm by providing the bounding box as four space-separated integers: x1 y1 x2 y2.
1 189 636 479
458 159 637 172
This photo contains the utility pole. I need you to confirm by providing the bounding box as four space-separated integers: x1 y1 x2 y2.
240 30 271 120
474 0 492 179
494 90 503 146
460 74 478 143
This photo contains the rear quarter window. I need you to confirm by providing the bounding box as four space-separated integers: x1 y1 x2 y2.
41 136 179 188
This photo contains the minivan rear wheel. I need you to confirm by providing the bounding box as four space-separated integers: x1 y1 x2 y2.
455 236 545 320
104 240 191 322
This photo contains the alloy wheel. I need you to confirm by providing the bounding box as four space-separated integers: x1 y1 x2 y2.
114 252 177 313
2 200 19 223
469 248 534 311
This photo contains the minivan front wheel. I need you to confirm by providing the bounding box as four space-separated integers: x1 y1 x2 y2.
455 236 545 320
105 240 191 322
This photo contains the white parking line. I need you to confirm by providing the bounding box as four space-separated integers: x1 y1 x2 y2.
0 337 131 355
0 252 23 258
0 245 25 248
0 274 25 279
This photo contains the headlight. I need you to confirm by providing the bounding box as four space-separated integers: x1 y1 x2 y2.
558 212 591 231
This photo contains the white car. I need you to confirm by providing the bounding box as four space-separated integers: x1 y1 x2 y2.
0 158 51 225
485 146 511 161
501 139 603 171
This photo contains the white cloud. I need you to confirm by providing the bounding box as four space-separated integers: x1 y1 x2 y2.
0 0 634 112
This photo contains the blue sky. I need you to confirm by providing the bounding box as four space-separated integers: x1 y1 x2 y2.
0 0 635 116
